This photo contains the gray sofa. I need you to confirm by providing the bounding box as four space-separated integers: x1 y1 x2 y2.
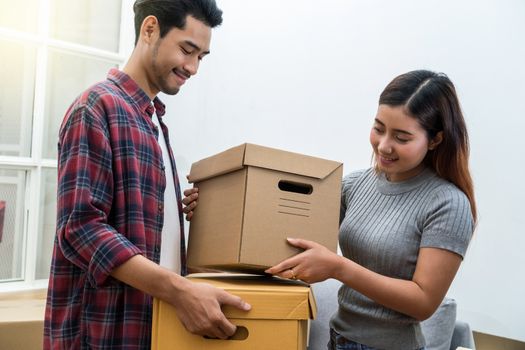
308 279 475 350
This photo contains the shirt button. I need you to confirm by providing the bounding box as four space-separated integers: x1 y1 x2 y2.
158 203 164 212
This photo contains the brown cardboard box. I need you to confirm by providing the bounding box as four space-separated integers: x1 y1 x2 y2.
0 289 46 350
187 143 342 272
151 274 317 350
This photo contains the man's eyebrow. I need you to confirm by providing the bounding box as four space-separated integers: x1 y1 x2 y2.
184 40 210 55
374 118 413 135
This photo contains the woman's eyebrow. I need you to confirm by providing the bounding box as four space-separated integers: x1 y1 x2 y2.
374 118 413 135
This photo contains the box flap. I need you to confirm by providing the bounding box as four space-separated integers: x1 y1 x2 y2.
244 143 341 180
188 143 342 183
308 286 317 319
188 144 247 183
187 273 315 320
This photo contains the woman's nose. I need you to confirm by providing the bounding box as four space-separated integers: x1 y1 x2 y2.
378 138 393 154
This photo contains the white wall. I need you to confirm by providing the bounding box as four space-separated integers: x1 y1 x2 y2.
157 0 525 341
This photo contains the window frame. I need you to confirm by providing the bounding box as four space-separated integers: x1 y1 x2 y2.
0 0 135 292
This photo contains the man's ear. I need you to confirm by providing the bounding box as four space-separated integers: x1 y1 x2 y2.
140 15 159 44
429 131 443 150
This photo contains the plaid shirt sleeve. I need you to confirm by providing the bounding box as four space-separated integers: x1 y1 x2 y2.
56 97 143 287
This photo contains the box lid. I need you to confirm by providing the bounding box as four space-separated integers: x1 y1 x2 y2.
188 143 342 183
187 273 317 320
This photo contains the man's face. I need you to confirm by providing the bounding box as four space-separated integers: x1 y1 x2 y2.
149 16 212 95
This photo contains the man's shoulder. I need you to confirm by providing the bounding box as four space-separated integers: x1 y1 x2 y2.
65 78 136 124
60 79 131 133
76 78 129 108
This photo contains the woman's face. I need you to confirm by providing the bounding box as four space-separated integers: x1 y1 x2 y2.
370 105 440 182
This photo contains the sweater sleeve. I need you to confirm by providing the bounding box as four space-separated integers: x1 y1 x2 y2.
420 184 474 258
56 98 142 288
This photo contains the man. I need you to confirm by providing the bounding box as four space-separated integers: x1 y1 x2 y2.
44 1 250 348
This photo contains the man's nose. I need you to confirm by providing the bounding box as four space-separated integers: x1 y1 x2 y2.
184 56 199 76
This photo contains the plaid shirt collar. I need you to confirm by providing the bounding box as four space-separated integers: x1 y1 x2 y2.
107 68 166 119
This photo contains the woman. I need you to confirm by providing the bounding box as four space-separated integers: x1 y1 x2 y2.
265 70 476 350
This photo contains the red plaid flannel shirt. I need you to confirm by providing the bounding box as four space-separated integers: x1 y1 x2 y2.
44 69 186 349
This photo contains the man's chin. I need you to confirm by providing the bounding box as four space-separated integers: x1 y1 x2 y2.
161 87 181 96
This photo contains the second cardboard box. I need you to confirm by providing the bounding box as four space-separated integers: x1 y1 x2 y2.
187 143 342 273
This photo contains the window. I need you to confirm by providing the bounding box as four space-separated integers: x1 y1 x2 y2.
0 0 134 291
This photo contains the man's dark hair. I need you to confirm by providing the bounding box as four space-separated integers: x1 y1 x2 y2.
133 0 223 45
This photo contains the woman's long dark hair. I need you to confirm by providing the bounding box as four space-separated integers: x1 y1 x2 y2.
379 70 477 222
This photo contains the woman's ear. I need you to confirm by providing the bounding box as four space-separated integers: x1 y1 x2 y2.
429 131 443 150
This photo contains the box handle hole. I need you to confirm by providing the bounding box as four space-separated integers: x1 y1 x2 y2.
230 326 249 340
278 180 313 195
203 326 249 341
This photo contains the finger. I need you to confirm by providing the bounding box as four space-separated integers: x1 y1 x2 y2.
182 193 198 205
217 317 237 338
218 292 251 311
185 211 193 221
287 237 316 250
203 326 227 340
194 307 230 339
274 268 297 280
182 201 197 213
265 257 300 275
183 187 198 197
183 201 197 213
205 322 229 340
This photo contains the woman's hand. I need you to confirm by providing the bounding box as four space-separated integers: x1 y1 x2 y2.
182 187 199 221
265 238 343 284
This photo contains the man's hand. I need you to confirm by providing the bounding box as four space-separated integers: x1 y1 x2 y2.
170 278 251 339
182 187 199 221
111 255 251 339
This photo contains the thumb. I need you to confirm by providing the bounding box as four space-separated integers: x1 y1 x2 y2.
219 292 251 311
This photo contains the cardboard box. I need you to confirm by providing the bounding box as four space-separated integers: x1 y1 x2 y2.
0 289 46 350
151 274 317 350
187 143 342 272
0 200 5 242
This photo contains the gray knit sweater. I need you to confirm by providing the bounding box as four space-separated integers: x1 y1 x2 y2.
330 167 473 350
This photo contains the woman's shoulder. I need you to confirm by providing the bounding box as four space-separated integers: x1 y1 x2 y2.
421 173 473 224
343 167 371 182
425 173 469 203
342 168 375 196
343 167 374 182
